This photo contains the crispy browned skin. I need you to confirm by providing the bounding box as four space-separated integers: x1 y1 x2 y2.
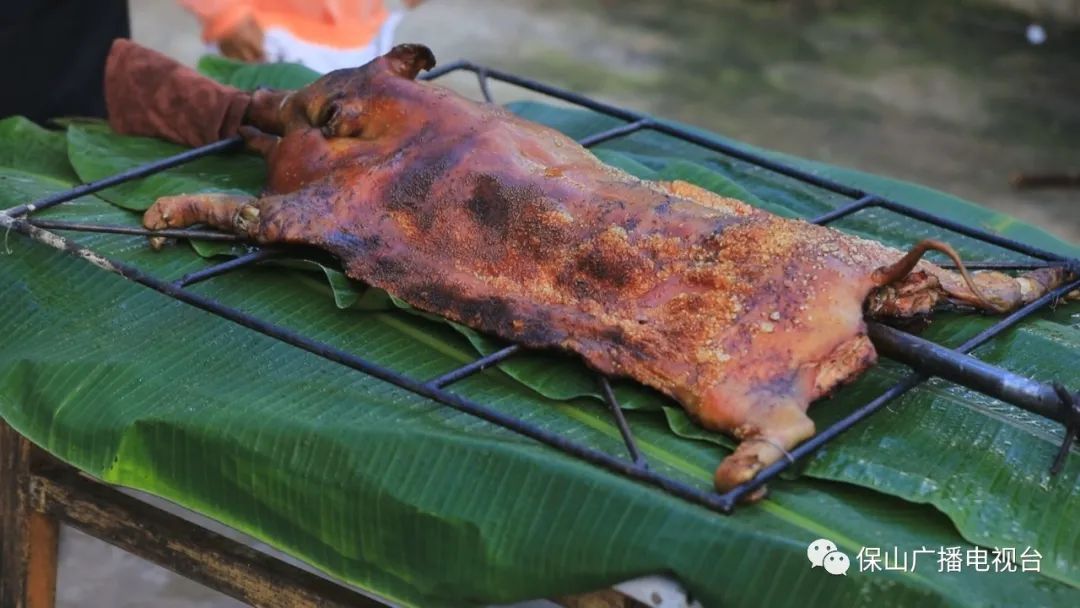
143 44 1069 491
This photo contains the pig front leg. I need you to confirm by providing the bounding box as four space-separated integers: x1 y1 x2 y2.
143 185 334 249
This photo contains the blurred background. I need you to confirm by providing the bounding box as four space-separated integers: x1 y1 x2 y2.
132 0 1080 242
57 0 1079 605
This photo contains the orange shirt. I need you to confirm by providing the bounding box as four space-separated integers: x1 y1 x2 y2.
181 0 390 49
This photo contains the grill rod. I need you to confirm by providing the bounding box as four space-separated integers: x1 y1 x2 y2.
867 322 1078 426
867 320 1079 474
3 136 244 218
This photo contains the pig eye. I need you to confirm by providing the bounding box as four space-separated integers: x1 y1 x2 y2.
318 102 340 130
318 103 371 139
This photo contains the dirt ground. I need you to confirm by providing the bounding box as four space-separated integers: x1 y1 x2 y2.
57 0 1080 606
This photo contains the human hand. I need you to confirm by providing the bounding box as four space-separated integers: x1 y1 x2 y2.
218 15 265 62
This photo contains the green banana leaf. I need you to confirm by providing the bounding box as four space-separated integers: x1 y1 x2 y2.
0 55 1077 608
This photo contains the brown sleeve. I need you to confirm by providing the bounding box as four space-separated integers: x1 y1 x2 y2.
104 39 252 147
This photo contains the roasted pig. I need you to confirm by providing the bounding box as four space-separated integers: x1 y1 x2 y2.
135 44 1070 491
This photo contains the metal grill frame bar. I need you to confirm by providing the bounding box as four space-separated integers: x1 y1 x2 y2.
2 61 1078 515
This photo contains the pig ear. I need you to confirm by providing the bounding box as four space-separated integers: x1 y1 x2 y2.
383 44 436 80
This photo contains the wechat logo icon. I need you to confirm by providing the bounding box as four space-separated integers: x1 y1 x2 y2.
808 538 850 576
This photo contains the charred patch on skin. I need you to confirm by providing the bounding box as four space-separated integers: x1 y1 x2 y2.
383 137 474 233
326 232 383 262
470 175 566 230
465 175 515 232
406 282 568 346
371 256 411 282
384 156 450 230
561 226 653 299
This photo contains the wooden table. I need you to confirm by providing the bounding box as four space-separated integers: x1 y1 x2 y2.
1 420 648 608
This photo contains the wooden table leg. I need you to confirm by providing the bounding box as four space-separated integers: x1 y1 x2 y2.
1 420 59 608
26 511 59 608
4 418 657 608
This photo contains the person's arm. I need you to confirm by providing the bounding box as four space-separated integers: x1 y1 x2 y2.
179 0 264 62
104 39 252 146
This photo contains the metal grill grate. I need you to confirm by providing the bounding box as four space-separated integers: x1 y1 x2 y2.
3 61 1078 514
